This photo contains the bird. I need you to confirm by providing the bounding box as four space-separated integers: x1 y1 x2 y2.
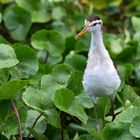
76 16 121 131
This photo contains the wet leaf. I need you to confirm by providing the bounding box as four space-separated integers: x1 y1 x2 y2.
22 87 54 111
3 4 31 41
31 29 65 57
0 44 19 69
0 80 28 100
15 0 52 23
54 88 88 124
129 116 140 138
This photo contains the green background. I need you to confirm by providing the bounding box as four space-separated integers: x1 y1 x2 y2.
0 0 140 139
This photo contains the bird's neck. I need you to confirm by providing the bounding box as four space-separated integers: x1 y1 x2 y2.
89 31 105 53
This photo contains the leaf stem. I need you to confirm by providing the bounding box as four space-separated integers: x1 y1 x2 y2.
11 99 23 140
8 74 11 81
45 51 49 64
26 112 44 140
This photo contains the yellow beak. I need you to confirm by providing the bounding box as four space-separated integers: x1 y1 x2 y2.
76 26 88 39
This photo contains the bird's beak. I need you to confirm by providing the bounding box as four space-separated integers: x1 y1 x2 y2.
76 26 89 39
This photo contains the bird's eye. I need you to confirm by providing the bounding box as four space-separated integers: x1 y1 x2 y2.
93 23 97 26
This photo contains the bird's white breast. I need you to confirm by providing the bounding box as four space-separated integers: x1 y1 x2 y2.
82 49 121 101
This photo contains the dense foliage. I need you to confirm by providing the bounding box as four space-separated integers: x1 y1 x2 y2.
0 0 140 140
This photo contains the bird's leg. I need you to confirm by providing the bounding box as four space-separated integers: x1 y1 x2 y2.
93 102 100 132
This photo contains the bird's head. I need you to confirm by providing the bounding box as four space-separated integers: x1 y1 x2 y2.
76 16 102 39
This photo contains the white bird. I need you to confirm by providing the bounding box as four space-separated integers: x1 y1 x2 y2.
76 16 121 131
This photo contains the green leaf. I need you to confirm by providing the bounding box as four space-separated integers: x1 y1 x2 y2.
0 44 19 69
22 87 54 111
0 36 8 44
54 88 74 110
64 53 87 71
53 22 72 37
0 0 13 3
31 64 52 82
48 0 64 2
129 116 140 138
0 100 13 121
12 44 39 78
52 6 66 20
82 117 101 133
41 64 72 99
92 0 123 10
28 128 48 140
41 75 63 100
37 50 62 65
96 97 110 119
25 108 61 130
67 71 83 95
79 134 95 140
54 88 88 124
133 97 140 107
123 85 139 105
72 13 87 31
0 69 9 84
31 29 65 57
0 80 28 100
47 55 62 66
72 134 80 140
131 16 140 32
103 122 138 140
44 109 61 128
116 41 138 62
133 32 140 42
25 110 47 136
75 91 93 109
46 129 69 140
3 4 31 41
115 106 140 123
75 35 90 53
2 119 18 139
92 0 109 10
64 36 76 55
0 100 18 139
1 100 27 139
15 0 52 23
117 63 133 82
67 123 86 136
110 38 123 55
52 64 72 86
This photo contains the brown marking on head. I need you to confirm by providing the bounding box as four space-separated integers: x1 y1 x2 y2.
86 16 100 22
